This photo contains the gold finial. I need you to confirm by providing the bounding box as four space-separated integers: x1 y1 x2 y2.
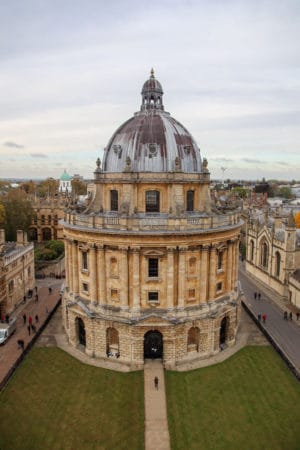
150 67 155 78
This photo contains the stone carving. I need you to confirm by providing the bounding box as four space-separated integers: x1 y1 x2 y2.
174 156 182 172
202 158 209 172
124 156 132 172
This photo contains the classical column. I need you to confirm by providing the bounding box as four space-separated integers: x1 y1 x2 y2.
167 247 175 309
65 239 71 289
231 239 239 289
89 244 97 303
72 240 79 295
132 248 140 309
177 247 186 308
208 245 217 300
200 245 209 302
120 247 129 308
97 245 106 305
226 241 233 291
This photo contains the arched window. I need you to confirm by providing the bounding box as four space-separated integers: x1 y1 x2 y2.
110 190 118 211
106 327 119 356
275 251 281 278
187 190 194 211
42 228 51 241
261 241 269 268
28 228 37 241
145 190 160 212
187 327 200 352
250 240 254 261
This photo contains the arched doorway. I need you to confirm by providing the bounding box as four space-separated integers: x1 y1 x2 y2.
76 317 86 347
219 317 228 347
144 330 163 359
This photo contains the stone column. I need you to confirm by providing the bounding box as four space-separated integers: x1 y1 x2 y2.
226 241 233 291
65 239 72 290
232 239 239 289
208 245 217 300
167 247 175 308
89 244 97 303
120 247 129 308
200 245 209 302
72 240 79 295
177 247 186 308
97 245 106 305
132 247 140 309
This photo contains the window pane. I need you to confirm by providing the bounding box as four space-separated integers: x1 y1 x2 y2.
146 191 160 212
148 258 158 277
110 190 118 211
187 190 194 211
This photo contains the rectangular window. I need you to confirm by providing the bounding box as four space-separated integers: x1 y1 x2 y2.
110 190 119 211
8 280 14 294
148 258 158 277
148 291 159 302
216 282 222 292
82 252 88 270
145 190 160 212
82 283 89 292
187 190 194 211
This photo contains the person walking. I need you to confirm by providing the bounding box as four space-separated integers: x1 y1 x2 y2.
262 314 267 323
284 311 288 320
297 312 299 321
289 312 293 320
27 324 31 336
254 292 257 300
35 314 39 323
35 294 39 303
28 316 33 326
258 293 261 300
258 313 261 321
48 287 52 295
154 376 159 390
17 339 24 350
23 313 27 325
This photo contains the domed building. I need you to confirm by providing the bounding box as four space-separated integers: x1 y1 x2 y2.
62 70 242 369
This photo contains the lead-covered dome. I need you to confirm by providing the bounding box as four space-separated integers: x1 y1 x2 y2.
102 70 202 173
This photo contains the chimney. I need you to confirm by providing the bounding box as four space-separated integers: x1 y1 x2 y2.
16 230 24 246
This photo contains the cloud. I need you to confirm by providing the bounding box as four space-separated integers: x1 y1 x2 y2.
242 158 266 164
30 153 48 158
3 141 24 149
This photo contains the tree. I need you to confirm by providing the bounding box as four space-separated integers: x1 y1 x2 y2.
37 178 59 197
295 212 300 229
0 201 5 227
278 186 293 199
71 179 87 195
232 187 249 199
35 240 65 261
2 189 35 241
20 180 36 195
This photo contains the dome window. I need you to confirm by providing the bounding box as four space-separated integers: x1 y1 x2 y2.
148 143 158 158
110 190 119 211
187 190 194 212
113 145 122 158
146 190 160 213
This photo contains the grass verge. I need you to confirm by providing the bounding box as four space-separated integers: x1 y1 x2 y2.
0 347 144 450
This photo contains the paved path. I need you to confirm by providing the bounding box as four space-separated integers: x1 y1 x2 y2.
0 279 62 387
239 266 300 373
144 359 170 450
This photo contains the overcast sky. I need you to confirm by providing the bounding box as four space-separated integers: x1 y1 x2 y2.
1 0 299 180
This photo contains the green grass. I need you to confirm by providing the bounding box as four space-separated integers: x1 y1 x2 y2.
0 348 144 450
166 347 300 450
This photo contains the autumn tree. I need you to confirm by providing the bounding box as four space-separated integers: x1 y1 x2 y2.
37 178 59 197
2 189 35 241
0 201 5 227
295 211 300 229
71 179 87 195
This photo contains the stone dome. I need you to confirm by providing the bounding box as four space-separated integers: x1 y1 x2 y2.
102 70 202 173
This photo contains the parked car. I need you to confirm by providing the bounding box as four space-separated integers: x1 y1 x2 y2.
0 318 17 345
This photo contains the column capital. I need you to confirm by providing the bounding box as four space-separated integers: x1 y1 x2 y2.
131 247 141 253
167 246 176 253
178 246 188 252
202 244 210 251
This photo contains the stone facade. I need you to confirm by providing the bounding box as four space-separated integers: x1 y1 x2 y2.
0 229 35 317
28 196 66 242
62 71 242 370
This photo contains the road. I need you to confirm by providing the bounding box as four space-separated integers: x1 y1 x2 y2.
239 268 300 373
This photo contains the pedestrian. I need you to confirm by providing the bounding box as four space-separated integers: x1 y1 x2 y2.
258 313 261 321
284 311 288 320
35 314 39 323
297 312 300 321
23 313 27 324
28 316 33 325
154 376 159 390
254 292 257 300
258 293 261 300
35 294 38 303
262 314 267 323
289 312 293 320
48 287 52 294
17 339 24 350
27 324 31 335
35 286 38 292
23 295 26 304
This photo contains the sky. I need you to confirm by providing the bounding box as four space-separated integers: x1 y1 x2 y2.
0 0 300 181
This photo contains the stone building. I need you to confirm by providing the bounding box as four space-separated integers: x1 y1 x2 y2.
62 71 242 369
59 170 72 194
28 195 66 242
246 208 300 303
0 229 34 317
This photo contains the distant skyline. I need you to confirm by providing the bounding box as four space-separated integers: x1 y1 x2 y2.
1 0 300 180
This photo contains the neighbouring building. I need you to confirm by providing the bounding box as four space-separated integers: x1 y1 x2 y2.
62 70 243 370
28 196 66 242
246 208 300 304
59 170 72 194
0 229 35 317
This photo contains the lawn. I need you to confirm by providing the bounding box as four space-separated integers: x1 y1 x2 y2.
0 348 144 450
166 346 300 450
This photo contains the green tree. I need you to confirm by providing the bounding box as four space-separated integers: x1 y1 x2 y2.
37 178 59 197
232 187 249 199
278 186 293 199
71 179 87 195
0 201 5 227
2 189 35 241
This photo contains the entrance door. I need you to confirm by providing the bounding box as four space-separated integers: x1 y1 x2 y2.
219 317 227 346
77 318 86 346
144 330 163 359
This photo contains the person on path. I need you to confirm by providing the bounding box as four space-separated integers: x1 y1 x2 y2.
35 294 38 303
289 312 293 320
17 339 24 350
48 287 52 295
27 324 31 336
258 313 261 321
297 312 300 321
23 313 27 324
254 292 257 300
258 293 261 300
5 314 9 323
154 376 159 390
284 311 288 320
35 314 39 323
28 316 33 325
262 314 267 323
